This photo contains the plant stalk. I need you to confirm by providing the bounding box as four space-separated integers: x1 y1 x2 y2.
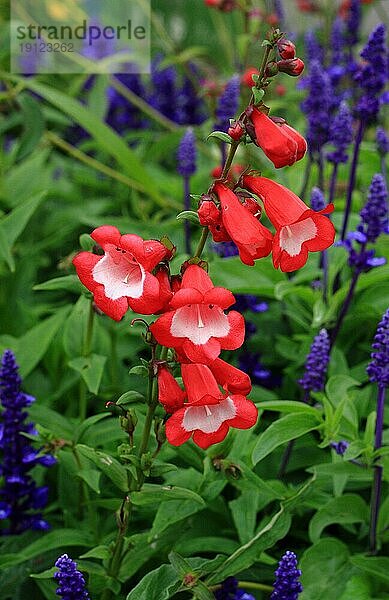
369 384 386 554
340 120 365 241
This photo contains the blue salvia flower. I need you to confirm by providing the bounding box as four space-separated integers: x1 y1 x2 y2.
376 127 389 156
304 30 324 65
238 352 277 388
106 73 148 132
330 17 347 70
327 101 354 164
177 128 197 177
354 24 387 123
367 308 389 387
301 61 332 155
330 440 350 455
271 551 303 600
215 576 255 599
274 0 285 28
345 0 361 48
299 329 330 392
54 554 90 600
0 350 55 534
310 187 325 212
360 174 388 243
213 241 239 257
234 295 268 314
215 74 240 132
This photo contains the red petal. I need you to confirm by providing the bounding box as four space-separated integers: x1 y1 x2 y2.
142 239 169 271
158 366 186 412
305 214 336 252
165 410 192 446
91 226 121 249
282 124 307 161
228 395 258 429
93 286 129 321
128 272 164 315
169 288 204 309
150 312 178 347
251 108 298 168
203 287 236 309
192 423 230 449
182 338 221 364
118 234 144 259
72 252 100 292
272 230 310 272
181 264 213 294
220 311 245 350
209 358 252 395
243 175 307 229
181 364 221 404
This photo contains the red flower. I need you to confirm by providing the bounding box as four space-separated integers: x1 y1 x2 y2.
211 164 245 182
241 67 260 87
165 363 258 449
247 107 306 168
73 226 169 320
243 175 336 272
214 181 273 266
208 358 252 395
277 58 305 77
277 39 296 60
204 0 236 11
150 264 245 363
198 199 231 243
157 365 186 413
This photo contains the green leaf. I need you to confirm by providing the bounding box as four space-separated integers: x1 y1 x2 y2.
76 445 129 492
325 375 360 405
30 567 56 579
206 507 291 584
252 413 322 465
176 210 200 224
33 275 83 294
80 545 111 560
68 353 107 395
126 564 181 600
258 400 321 417
15 306 70 377
300 538 350 600
206 131 233 144
252 87 265 105
15 93 45 162
0 191 46 271
350 556 389 583
338 575 372 600
116 390 146 406
168 551 193 577
174 537 239 557
129 365 149 377
230 489 260 544
76 468 101 494
0 529 95 568
131 484 205 506
309 494 368 543
7 76 165 206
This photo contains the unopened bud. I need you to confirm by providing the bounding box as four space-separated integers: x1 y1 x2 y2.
277 39 296 59
198 198 221 227
242 196 262 218
264 61 279 78
227 121 245 141
277 58 305 77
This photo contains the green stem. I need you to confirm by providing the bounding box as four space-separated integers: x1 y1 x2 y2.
221 140 240 180
193 227 210 259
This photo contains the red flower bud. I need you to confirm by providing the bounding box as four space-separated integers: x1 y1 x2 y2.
204 0 236 11
209 222 232 242
277 58 305 77
157 365 186 413
295 0 319 12
277 39 296 60
265 12 279 26
198 199 221 227
228 122 245 141
241 67 260 87
241 196 262 218
264 61 279 78
275 84 287 96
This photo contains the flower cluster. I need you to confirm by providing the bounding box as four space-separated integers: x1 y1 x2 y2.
199 175 335 272
0 350 55 534
271 551 303 600
342 173 388 271
299 329 330 393
367 308 389 387
54 554 90 600
73 236 258 449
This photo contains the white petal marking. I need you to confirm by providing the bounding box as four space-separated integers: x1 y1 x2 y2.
183 396 236 433
279 217 317 257
92 250 145 300
170 304 230 345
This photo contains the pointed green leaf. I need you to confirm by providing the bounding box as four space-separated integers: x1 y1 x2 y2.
252 413 321 465
126 564 181 600
300 538 350 600
176 211 200 224
0 191 46 247
131 484 205 506
309 494 368 543
206 131 233 144
350 555 389 583
15 93 45 162
68 353 107 395
76 444 129 492
33 275 83 294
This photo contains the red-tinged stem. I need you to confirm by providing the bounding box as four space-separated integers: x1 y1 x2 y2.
369 385 386 554
340 120 365 241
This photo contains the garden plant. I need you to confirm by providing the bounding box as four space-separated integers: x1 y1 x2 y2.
0 0 388 598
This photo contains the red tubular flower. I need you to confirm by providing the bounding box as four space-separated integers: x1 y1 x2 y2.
208 358 252 395
214 181 273 266
165 364 258 449
247 107 306 168
157 365 186 413
198 198 232 243
150 264 245 363
243 175 336 272
211 164 245 182
277 39 296 60
73 226 169 320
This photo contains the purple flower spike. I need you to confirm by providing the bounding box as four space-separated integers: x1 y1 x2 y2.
271 551 303 600
54 554 90 600
376 127 389 156
310 187 325 212
327 101 353 165
360 174 388 243
367 308 389 387
177 128 197 177
0 350 55 534
299 329 330 392
215 75 240 132
215 576 255 600
354 24 387 123
301 61 332 154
